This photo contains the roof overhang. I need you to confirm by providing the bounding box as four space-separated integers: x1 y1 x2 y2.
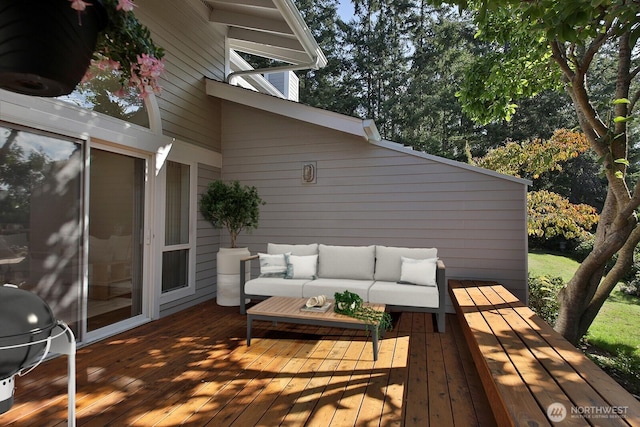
206 79 380 142
205 0 327 71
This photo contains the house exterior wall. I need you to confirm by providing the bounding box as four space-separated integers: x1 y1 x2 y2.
136 0 225 151
220 101 529 303
0 0 226 340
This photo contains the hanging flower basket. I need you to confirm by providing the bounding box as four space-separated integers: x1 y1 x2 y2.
0 0 108 97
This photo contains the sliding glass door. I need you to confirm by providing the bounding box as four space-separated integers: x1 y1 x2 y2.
0 124 148 341
0 124 83 334
87 148 146 333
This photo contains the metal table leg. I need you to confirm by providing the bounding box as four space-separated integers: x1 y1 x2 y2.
372 327 379 361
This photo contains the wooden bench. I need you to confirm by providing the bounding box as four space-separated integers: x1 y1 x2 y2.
449 279 640 427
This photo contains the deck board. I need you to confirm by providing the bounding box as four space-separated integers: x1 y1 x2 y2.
0 300 496 426
450 280 640 427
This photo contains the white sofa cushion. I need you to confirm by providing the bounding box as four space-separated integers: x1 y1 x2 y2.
318 244 375 280
400 257 438 287
258 252 288 277
374 246 438 282
244 277 309 298
303 278 374 301
285 254 318 279
369 281 439 308
268 243 318 256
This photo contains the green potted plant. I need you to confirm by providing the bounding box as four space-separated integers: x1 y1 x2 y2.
199 180 264 306
334 290 392 338
0 0 164 98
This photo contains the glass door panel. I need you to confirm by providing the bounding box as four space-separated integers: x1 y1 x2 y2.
87 149 144 332
0 124 83 335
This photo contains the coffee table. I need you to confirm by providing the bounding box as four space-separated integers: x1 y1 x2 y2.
246 296 386 361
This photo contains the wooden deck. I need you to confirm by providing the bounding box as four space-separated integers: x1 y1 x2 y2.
0 300 496 426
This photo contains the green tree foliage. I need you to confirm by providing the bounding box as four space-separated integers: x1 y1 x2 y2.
475 129 599 241
428 0 640 343
342 0 413 139
295 1 580 160
475 129 590 179
527 190 599 240
294 0 358 114
402 6 480 159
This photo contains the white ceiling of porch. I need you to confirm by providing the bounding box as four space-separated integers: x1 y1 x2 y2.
203 0 326 67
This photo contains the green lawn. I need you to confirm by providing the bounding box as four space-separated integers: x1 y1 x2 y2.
528 251 640 394
528 251 580 281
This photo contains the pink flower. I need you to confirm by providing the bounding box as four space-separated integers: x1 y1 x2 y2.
69 0 90 11
69 0 164 98
129 54 165 97
114 87 127 98
116 0 136 12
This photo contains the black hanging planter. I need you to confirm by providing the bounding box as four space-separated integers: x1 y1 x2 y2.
0 0 108 97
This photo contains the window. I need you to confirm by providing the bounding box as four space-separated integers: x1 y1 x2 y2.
162 161 191 293
58 65 150 128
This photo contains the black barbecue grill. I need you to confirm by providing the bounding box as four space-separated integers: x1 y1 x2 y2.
0 284 76 426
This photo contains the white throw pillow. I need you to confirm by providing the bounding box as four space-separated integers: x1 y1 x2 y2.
285 254 318 279
399 257 438 287
374 245 438 282
258 252 288 277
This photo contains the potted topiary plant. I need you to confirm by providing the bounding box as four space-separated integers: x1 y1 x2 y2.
199 180 264 306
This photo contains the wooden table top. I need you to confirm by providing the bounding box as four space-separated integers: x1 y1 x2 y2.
247 296 386 325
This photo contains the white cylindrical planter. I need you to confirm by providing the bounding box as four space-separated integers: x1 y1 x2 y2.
216 247 250 306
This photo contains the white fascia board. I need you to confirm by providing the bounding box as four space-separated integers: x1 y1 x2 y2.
372 139 532 186
206 80 372 141
272 0 327 68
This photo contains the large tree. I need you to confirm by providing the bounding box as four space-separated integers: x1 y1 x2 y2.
430 0 640 343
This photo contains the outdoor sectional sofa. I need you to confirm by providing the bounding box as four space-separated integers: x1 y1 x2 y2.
239 243 447 332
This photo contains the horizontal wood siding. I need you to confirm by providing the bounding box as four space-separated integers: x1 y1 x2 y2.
136 0 224 150
160 163 221 317
196 163 221 297
221 102 528 302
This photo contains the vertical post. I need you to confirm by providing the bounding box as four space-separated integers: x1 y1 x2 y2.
49 323 76 427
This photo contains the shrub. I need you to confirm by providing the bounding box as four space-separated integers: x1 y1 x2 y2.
572 233 594 262
528 275 564 326
571 234 640 285
619 276 640 297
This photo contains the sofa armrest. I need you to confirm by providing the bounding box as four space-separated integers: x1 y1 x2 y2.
436 260 447 332
240 255 259 314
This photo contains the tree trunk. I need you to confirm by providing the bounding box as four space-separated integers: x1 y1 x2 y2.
552 33 639 344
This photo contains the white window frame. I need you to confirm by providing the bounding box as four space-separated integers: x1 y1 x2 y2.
157 149 197 305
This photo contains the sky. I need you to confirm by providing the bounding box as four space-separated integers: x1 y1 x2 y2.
337 0 354 19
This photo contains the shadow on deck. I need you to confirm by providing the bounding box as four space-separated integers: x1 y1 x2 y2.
0 301 496 426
